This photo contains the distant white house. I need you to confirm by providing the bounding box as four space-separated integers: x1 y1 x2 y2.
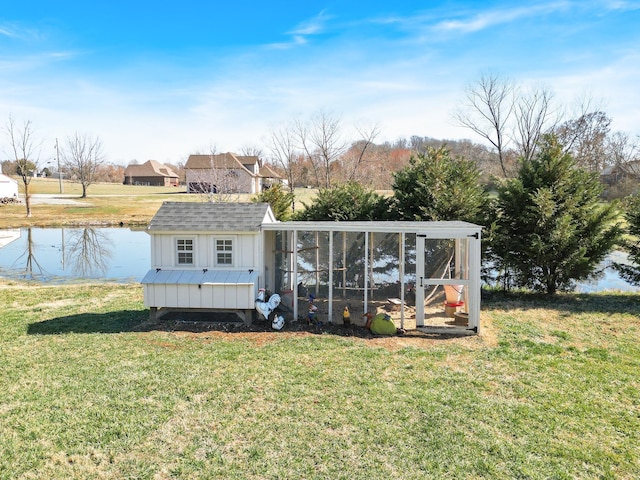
0 174 19 199
184 153 282 194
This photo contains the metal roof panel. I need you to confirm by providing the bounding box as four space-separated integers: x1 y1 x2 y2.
142 269 258 285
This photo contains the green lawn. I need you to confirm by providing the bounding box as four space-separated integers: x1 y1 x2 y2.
1 281 639 479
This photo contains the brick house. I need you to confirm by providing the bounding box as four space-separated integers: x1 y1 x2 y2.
123 160 180 186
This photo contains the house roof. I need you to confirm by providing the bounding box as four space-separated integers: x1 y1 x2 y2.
0 173 18 185
259 163 282 179
185 153 259 171
147 202 277 233
124 160 178 178
601 160 640 176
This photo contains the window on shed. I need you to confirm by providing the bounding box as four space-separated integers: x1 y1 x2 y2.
216 239 233 265
177 239 194 265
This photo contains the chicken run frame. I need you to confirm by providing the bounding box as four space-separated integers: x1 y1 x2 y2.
261 221 482 334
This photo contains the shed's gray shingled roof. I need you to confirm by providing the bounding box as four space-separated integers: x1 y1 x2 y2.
148 202 274 232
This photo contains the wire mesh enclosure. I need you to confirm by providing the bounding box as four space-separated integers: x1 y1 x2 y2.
263 221 482 333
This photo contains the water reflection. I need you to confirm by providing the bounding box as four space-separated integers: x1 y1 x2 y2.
4 228 114 279
0 227 149 283
576 251 638 293
0 227 638 291
22 228 47 279
66 228 114 277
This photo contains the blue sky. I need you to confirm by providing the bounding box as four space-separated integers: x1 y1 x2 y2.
1 1 639 165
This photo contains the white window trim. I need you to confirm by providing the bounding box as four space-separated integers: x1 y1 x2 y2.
214 236 235 267
175 236 196 266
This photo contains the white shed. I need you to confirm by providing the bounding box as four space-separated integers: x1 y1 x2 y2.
142 202 483 334
0 174 19 199
142 202 277 322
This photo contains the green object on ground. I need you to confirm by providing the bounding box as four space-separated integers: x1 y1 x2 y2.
369 313 397 335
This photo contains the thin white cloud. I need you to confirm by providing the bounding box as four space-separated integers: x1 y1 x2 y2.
0 22 45 41
265 35 307 50
545 49 640 132
266 10 334 49
433 2 570 34
288 10 332 36
0 50 78 73
0 26 15 38
600 0 640 11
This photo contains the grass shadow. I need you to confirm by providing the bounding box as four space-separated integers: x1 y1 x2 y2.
27 309 463 341
27 310 152 335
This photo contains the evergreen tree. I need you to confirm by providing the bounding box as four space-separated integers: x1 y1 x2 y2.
491 135 622 294
391 146 490 223
293 181 390 221
614 193 640 286
252 183 294 221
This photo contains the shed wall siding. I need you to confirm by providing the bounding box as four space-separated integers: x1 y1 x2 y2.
143 284 257 309
151 233 259 270
142 269 259 310
0 175 19 197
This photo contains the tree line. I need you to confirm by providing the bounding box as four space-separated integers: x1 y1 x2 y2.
255 135 639 295
264 75 638 200
3 72 638 215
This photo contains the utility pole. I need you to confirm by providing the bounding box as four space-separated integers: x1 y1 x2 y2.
55 138 63 193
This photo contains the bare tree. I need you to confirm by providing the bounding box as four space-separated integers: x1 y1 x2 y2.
342 122 381 183
554 110 611 173
95 163 125 183
61 132 105 198
240 144 264 158
607 131 639 170
454 73 516 177
296 112 347 188
1 160 16 175
4 115 41 217
604 131 640 198
513 85 556 162
294 118 318 187
268 122 300 209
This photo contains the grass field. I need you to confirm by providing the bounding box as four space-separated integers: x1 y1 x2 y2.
0 178 320 229
1 281 639 479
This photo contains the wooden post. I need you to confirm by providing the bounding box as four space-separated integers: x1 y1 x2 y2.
400 232 405 330
328 231 334 324
315 231 320 297
364 231 369 313
342 231 347 297
293 229 299 321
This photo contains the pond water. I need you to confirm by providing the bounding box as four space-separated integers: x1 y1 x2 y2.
0 227 638 293
575 250 638 293
0 227 150 283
